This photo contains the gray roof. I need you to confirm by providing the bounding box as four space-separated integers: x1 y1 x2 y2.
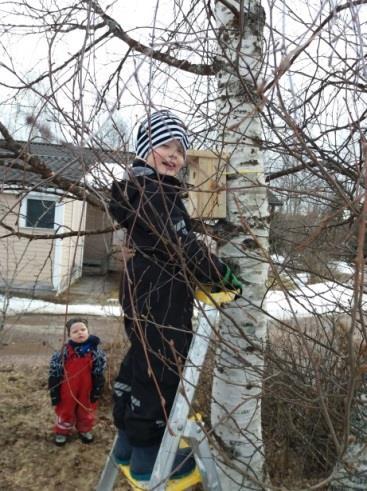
0 140 131 188
0 140 283 207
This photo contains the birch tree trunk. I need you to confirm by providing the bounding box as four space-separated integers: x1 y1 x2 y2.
211 1 268 489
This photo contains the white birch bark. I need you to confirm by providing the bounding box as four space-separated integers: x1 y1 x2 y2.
211 1 268 489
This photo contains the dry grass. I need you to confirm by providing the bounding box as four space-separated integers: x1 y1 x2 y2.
0 364 130 491
262 315 366 489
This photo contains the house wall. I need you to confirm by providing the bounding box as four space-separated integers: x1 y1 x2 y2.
0 193 54 290
110 228 128 272
56 198 86 292
83 204 113 272
0 192 88 293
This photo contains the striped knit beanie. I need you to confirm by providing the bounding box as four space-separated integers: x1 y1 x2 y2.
135 110 190 160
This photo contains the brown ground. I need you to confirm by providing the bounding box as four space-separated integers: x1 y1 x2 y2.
0 310 336 490
0 313 131 491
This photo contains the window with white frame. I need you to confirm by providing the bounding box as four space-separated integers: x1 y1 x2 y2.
19 192 60 229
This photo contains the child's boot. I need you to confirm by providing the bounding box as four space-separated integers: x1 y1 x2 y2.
54 433 67 446
79 431 94 444
113 429 132 464
130 445 195 481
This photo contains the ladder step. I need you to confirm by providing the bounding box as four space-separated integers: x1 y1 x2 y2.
96 304 221 491
118 464 202 490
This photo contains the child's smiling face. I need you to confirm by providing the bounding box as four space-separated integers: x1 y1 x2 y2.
146 139 185 176
69 322 89 343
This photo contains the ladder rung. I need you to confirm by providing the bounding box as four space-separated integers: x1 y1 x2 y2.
118 464 202 490
96 304 221 491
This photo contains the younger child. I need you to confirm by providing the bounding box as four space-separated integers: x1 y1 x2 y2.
48 318 106 446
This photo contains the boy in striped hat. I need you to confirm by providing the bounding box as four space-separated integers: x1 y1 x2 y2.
109 110 242 481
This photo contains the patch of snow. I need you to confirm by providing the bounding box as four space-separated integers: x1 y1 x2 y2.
329 261 354 275
0 279 362 323
265 281 359 320
270 254 286 264
0 295 122 317
292 273 309 287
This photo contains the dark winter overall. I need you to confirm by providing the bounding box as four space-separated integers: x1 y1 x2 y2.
109 161 225 447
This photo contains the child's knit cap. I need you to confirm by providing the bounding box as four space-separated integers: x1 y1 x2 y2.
66 317 88 336
135 110 190 161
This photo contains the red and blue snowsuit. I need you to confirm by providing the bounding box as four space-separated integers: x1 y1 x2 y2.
48 335 106 435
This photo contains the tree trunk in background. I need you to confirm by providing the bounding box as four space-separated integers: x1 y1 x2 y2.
211 1 268 489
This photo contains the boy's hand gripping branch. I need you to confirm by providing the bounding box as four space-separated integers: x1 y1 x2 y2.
195 265 243 305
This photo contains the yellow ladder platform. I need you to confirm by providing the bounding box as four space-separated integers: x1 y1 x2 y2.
118 464 201 490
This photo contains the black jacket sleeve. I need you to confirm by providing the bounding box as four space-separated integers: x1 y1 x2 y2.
111 176 226 285
91 373 105 402
109 180 131 228
165 196 226 284
48 351 63 406
48 375 61 406
90 345 106 402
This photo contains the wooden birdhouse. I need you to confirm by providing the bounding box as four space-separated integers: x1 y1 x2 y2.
185 150 227 219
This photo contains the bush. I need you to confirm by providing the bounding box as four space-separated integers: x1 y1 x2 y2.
262 315 365 488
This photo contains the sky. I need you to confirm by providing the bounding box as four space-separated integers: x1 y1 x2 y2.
2 0 343 141
0 0 364 232
0 1 173 141
0 0 366 183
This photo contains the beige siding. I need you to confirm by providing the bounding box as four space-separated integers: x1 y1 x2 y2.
0 193 54 290
57 198 86 292
0 192 89 293
110 229 126 272
83 204 112 267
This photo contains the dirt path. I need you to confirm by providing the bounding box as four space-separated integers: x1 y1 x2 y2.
0 313 124 367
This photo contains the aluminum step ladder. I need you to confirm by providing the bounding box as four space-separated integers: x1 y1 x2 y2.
96 301 224 491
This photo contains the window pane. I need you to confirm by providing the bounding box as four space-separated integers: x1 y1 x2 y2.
26 199 55 229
